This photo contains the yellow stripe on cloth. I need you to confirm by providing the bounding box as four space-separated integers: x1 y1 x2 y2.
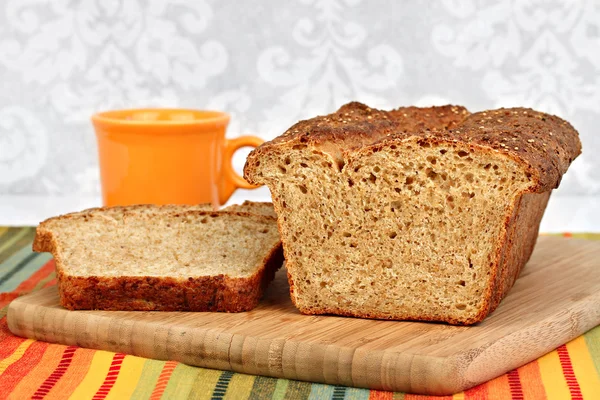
567 336 600 398
105 355 146 400
452 392 465 400
223 373 255 400
187 368 223 400
68 351 115 399
538 350 569 400
0 339 34 374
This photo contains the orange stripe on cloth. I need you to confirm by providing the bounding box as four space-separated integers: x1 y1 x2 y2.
557 344 583 400
149 360 177 400
0 331 23 359
485 372 512 399
405 394 452 400
30 346 77 400
517 360 547 399
463 381 488 399
0 293 19 319
92 353 126 400
14 260 55 293
45 347 95 400
0 340 49 395
9 344 65 400
0 339 35 375
368 390 393 399
505 369 523 399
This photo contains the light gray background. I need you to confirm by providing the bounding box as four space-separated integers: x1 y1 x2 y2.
0 0 598 229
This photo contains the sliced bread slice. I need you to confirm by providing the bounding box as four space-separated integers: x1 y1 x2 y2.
224 201 277 218
33 205 283 312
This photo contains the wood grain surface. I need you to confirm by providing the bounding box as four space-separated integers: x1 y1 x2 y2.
7 236 600 395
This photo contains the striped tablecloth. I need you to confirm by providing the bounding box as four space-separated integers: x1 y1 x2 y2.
1 227 599 400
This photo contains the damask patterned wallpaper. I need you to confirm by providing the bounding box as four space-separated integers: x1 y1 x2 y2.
0 0 598 199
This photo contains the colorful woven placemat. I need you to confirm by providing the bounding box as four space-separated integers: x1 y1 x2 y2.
1 227 599 399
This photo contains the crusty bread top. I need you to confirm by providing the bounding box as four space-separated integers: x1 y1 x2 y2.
66 203 214 220
67 202 275 219
224 201 277 218
245 102 581 192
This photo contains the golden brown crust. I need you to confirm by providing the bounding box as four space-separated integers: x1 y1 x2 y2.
483 192 550 318
57 244 283 312
254 102 468 150
245 102 581 193
34 206 283 312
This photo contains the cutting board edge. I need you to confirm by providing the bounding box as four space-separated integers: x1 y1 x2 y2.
445 290 600 393
10 289 600 396
6 291 462 394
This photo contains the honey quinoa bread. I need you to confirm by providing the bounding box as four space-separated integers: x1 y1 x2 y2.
33 202 282 312
67 202 276 219
223 200 277 218
244 102 581 325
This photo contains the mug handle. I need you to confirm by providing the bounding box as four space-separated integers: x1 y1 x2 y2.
222 135 264 190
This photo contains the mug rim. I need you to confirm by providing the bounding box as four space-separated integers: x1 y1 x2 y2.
91 108 230 127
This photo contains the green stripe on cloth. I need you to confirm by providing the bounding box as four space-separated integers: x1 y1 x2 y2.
585 326 600 377
0 228 35 264
129 359 166 399
345 387 371 399
248 376 277 399
0 245 52 292
308 383 335 399
161 363 201 399
271 379 290 400
283 379 313 399
0 227 21 248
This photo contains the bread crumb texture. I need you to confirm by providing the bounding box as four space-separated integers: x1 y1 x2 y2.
244 102 581 325
33 203 283 312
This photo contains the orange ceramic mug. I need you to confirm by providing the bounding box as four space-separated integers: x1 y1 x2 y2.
91 109 263 207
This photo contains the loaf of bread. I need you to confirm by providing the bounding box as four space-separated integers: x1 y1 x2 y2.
33 202 282 312
244 102 581 325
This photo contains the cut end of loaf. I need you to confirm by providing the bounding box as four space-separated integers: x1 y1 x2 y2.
250 139 543 325
244 102 581 325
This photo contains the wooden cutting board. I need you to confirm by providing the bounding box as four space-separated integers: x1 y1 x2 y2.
7 236 600 395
